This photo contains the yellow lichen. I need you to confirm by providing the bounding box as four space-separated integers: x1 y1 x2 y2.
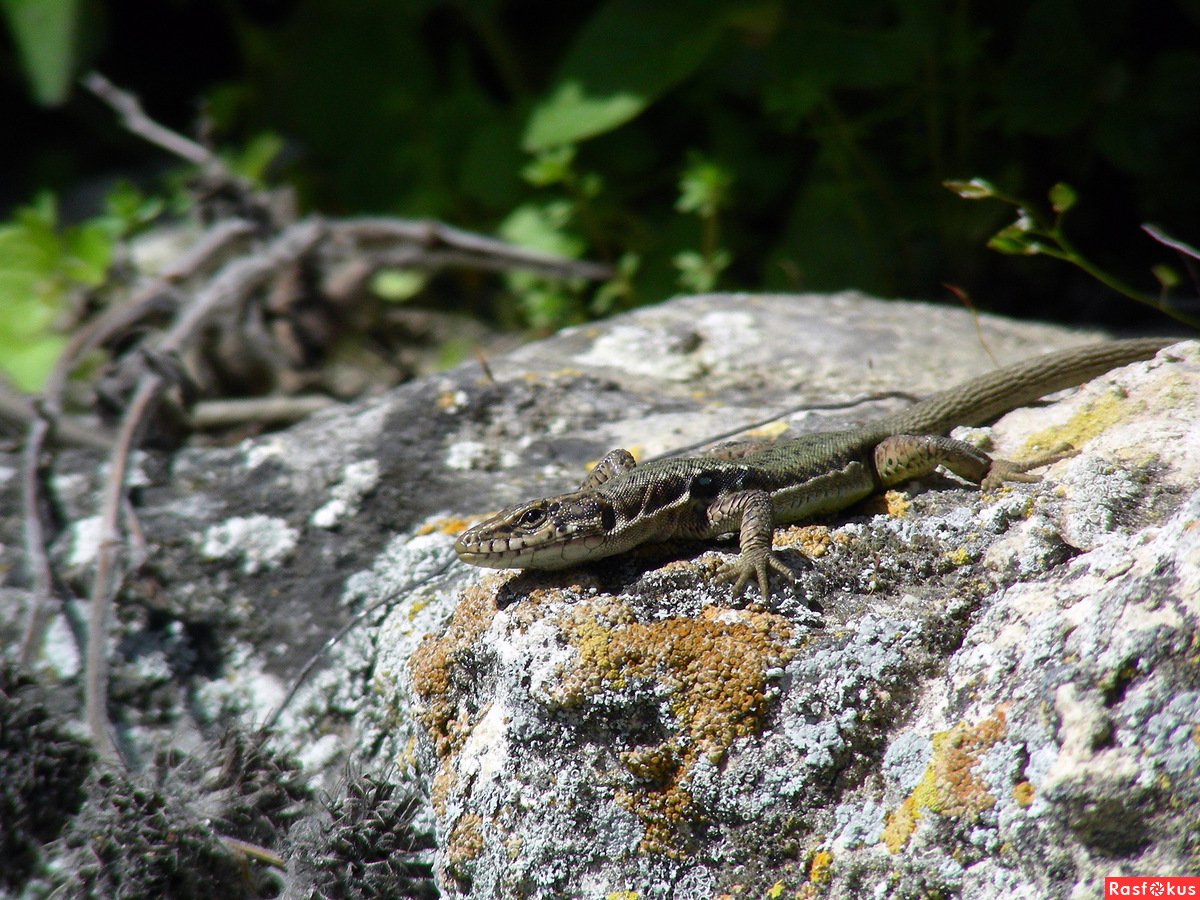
557 603 794 854
410 577 794 859
409 579 505 817
1019 388 1138 459
446 812 484 869
1012 780 1034 806
944 546 973 567
882 706 1009 853
809 849 833 884
883 490 912 517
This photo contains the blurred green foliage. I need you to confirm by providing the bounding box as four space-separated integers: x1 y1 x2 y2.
2 0 1199 358
0 186 161 390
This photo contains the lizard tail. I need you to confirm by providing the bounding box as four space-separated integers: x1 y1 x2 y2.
872 337 1176 437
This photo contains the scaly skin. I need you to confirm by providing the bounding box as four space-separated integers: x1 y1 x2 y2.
455 339 1173 599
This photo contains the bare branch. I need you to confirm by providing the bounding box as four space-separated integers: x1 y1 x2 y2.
189 394 335 430
85 376 157 763
332 217 613 281
18 415 56 664
1143 223 1200 262
83 220 325 762
82 72 217 168
42 220 258 406
18 219 257 666
0 382 112 449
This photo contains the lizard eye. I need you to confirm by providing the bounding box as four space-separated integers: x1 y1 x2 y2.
516 508 547 528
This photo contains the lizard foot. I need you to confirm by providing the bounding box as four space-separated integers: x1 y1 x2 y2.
714 551 796 601
981 444 1079 491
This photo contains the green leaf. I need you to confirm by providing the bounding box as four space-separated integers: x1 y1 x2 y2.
1151 264 1180 290
225 132 285 183
987 224 1040 255
0 281 53 339
0 332 66 392
521 145 578 187
590 251 640 315
673 248 730 292
523 0 731 150
0 0 81 105
676 155 732 217
524 81 646 151
1049 182 1077 215
0 222 57 278
372 269 428 302
104 181 165 233
943 178 999 200
498 202 584 259
62 222 114 286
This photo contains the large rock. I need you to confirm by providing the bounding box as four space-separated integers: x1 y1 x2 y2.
1 292 1196 899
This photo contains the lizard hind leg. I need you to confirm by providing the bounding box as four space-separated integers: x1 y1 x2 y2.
872 434 1077 492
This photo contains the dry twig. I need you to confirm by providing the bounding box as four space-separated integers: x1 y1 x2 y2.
18 219 257 666
84 221 325 759
82 72 217 169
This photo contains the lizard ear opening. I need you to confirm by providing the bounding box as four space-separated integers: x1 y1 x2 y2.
599 500 616 532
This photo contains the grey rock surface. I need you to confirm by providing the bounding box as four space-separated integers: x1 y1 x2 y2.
1 292 1196 899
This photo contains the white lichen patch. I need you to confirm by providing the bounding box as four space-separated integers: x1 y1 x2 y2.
310 459 381 528
200 515 299 574
578 323 707 381
444 439 520 471
243 435 291 469
693 309 761 370
65 515 106 568
458 701 510 784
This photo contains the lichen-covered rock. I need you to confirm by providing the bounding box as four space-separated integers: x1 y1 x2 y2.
1 293 1196 899
360 304 1197 898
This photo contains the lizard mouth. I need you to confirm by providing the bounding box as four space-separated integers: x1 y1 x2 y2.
454 529 608 569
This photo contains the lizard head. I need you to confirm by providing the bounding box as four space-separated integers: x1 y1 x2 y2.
455 492 617 570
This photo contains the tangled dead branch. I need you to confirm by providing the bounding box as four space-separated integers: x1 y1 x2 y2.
14 73 612 775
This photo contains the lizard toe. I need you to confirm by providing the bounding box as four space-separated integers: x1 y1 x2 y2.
983 446 1078 491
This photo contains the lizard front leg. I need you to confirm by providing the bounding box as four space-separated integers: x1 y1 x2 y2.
706 489 796 600
873 434 1075 491
580 449 636 490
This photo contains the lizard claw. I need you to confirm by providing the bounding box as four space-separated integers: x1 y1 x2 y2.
715 552 796 601
982 445 1079 491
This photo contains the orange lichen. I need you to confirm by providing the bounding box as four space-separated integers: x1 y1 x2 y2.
775 524 832 559
416 515 480 536
446 812 484 869
557 602 794 854
410 576 794 858
882 706 1009 853
410 580 501 776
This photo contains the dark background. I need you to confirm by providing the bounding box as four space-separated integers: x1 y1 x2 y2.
4 0 1199 329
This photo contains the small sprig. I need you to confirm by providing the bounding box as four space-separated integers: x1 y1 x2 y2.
945 178 1199 328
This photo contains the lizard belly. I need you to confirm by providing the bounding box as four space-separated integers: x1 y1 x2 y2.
768 460 877 523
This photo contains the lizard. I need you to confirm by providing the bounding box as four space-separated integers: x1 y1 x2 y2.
455 338 1174 600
